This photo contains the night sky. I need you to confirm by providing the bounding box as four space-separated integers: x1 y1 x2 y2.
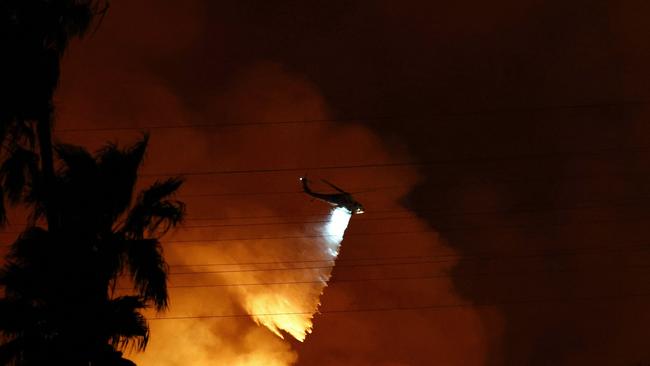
29 1 650 365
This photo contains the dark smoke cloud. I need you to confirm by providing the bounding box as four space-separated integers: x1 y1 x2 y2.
51 1 650 365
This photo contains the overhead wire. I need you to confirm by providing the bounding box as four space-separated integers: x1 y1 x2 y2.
148 290 650 320
182 196 650 221
114 243 650 291
178 200 650 228
169 259 460 275
54 100 650 133
1 196 649 229
156 216 650 246
169 257 650 276
160 263 650 288
2 211 650 247
178 184 402 198
138 145 650 177
164 241 650 270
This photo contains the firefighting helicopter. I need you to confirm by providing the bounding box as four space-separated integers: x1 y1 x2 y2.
299 176 365 214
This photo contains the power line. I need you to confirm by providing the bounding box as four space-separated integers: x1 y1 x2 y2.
1 195 649 229
139 145 650 177
3 239 644 275
161 262 650 288
169 259 454 275
160 230 429 244
147 291 650 320
55 100 650 133
56 118 329 133
178 215 413 229
2 212 650 247
113 246 650 290
0 207 406 227
169 246 650 276
164 274 443 288
0 214 414 233
160 216 650 246
178 201 650 228
165 241 650 269
168 255 411 267
182 198 650 221
2 199 646 234
171 260 650 277
0 205 409 231
177 185 401 199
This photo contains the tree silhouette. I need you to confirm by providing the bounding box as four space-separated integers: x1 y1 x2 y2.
0 136 184 365
0 0 108 227
0 3 183 364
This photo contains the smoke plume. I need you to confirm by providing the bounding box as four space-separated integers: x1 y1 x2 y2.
51 3 490 361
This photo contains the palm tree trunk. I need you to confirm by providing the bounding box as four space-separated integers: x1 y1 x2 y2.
37 106 57 231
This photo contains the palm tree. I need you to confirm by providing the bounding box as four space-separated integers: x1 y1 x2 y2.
0 136 184 365
0 0 108 228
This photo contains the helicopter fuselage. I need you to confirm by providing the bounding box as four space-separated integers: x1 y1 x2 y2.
300 177 364 214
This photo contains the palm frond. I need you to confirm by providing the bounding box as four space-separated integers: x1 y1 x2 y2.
95 135 149 220
6 227 52 267
104 296 149 352
94 234 127 284
0 146 38 204
1 228 61 301
123 239 169 311
57 2 94 43
1 262 51 302
55 143 96 178
6 120 35 149
123 177 185 236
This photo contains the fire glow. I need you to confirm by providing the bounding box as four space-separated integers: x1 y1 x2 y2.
244 207 352 341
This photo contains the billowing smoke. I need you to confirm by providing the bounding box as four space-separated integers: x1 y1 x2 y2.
126 204 354 365
52 3 490 361
54 52 488 364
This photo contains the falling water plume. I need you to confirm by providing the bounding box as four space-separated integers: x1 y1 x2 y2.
244 207 352 341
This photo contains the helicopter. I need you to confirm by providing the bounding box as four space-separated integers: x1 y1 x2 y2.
299 176 365 214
